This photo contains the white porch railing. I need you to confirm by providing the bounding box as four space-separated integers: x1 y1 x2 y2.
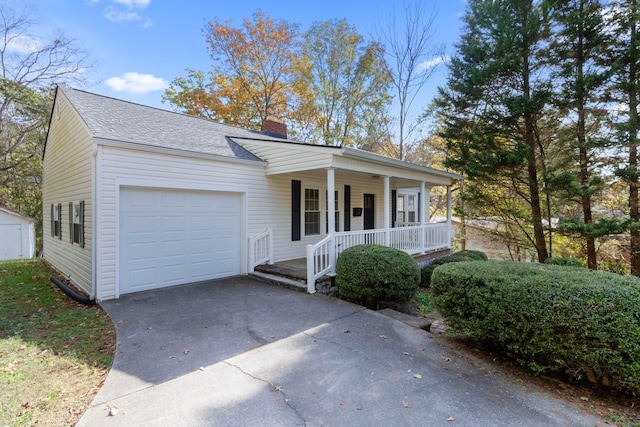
306 235 332 294
248 227 273 270
305 223 450 293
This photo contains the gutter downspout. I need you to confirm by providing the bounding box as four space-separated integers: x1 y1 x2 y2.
90 144 99 301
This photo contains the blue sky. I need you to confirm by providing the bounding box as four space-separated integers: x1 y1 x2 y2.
13 0 467 111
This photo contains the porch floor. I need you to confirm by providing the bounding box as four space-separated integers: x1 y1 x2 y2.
253 248 451 284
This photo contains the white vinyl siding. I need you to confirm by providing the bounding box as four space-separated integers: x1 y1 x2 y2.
42 93 94 295
233 140 336 175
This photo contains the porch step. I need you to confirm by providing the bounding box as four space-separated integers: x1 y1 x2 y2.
249 271 307 292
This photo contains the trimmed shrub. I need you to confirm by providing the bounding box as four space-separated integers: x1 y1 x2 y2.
420 250 488 287
544 256 585 268
336 244 419 307
431 261 640 391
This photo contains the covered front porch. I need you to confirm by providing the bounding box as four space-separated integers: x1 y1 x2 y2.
235 137 462 293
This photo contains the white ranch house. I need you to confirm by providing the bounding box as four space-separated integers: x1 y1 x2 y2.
43 87 461 301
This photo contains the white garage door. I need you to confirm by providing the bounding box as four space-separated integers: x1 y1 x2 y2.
119 187 242 294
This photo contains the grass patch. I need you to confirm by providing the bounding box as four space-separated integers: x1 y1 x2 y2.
0 259 115 426
414 289 438 314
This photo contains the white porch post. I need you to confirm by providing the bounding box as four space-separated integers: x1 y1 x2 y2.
327 167 336 274
383 175 390 246
420 182 427 253
447 185 452 249
422 184 430 224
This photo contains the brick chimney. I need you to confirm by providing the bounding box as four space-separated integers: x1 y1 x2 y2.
261 116 287 139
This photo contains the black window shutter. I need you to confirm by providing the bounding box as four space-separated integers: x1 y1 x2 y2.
57 204 62 239
391 190 397 227
344 185 351 232
69 202 74 243
50 204 54 236
80 200 85 248
292 180 301 241
417 193 421 222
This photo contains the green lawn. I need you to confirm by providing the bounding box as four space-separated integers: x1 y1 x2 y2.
0 259 115 426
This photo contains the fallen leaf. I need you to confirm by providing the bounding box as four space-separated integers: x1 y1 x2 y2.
271 385 282 392
182 349 190 354
379 335 388 339
198 367 205 371
447 416 455 421
343 329 351 333
356 405 362 410
402 402 411 408
442 357 453 363
117 319 125 324
580 396 589 402
413 374 422 379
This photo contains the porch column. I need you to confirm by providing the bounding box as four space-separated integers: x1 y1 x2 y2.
327 167 336 274
383 175 390 246
421 183 430 224
447 185 452 249
420 182 428 253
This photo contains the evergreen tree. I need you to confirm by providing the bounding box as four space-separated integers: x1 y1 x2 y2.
545 0 610 269
437 0 552 263
607 0 640 275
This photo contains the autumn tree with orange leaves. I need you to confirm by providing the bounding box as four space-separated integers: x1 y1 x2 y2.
164 10 301 130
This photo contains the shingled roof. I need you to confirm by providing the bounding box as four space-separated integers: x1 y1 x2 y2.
58 86 284 162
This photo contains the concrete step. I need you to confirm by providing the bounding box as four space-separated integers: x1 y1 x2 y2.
249 271 307 292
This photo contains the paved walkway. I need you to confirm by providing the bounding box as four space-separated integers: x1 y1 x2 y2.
77 277 608 427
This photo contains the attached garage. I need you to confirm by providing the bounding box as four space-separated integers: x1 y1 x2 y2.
119 187 243 295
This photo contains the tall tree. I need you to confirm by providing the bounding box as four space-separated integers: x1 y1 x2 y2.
296 19 391 147
164 10 301 130
607 0 640 275
375 1 444 160
545 0 609 269
437 0 552 263
0 4 89 239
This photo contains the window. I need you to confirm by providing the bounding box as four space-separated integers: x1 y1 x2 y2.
396 191 418 225
51 203 62 239
304 188 320 235
69 201 85 247
326 190 339 233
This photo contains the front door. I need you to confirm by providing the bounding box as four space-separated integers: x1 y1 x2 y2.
364 194 375 230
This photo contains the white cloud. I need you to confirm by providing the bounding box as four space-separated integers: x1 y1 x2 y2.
6 34 42 54
417 56 450 72
104 8 142 23
111 0 151 8
105 72 168 94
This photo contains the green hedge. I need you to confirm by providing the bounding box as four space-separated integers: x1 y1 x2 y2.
420 250 488 287
431 261 640 391
336 244 419 307
544 257 585 267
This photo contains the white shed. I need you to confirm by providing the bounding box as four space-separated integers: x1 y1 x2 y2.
0 207 36 260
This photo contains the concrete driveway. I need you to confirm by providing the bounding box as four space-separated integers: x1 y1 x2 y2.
77 277 607 427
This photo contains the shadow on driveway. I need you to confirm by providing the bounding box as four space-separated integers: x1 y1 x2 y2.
77 277 608 427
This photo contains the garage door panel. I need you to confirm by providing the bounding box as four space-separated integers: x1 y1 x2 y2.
119 188 242 294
